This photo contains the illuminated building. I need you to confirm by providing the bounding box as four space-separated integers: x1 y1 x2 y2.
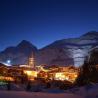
37 65 79 83
0 62 79 83
23 70 38 81
0 76 14 81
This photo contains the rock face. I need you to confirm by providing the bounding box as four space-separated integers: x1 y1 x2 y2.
0 40 38 65
0 31 98 67
37 31 98 67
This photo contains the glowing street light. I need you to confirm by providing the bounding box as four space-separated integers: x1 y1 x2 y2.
7 60 11 64
5 60 11 66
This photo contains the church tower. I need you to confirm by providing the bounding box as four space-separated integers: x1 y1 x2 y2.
28 52 35 68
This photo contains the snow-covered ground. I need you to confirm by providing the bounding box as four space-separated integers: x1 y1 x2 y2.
0 91 83 98
0 83 98 98
65 84 98 98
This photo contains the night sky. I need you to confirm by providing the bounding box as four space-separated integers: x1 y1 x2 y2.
0 0 98 51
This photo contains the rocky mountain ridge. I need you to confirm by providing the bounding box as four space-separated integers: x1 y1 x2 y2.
0 31 98 66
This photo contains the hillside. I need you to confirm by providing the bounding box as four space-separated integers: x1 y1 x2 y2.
0 31 98 66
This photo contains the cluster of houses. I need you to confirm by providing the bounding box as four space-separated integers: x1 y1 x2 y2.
0 53 79 84
0 63 79 84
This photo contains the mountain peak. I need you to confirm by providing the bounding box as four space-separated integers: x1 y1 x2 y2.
80 31 98 39
17 40 37 49
82 31 98 36
17 40 32 46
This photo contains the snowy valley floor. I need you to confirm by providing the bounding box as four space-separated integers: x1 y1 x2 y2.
0 83 98 98
0 91 84 98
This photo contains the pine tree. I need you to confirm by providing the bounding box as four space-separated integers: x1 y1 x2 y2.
75 49 98 86
75 59 91 86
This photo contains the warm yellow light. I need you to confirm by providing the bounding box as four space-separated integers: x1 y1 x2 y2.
0 76 14 81
55 72 66 81
65 77 69 80
36 66 49 72
24 70 38 77
74 74 78 78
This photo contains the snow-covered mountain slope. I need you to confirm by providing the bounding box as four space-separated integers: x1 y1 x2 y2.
0 31 98 66
37 31 98 66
